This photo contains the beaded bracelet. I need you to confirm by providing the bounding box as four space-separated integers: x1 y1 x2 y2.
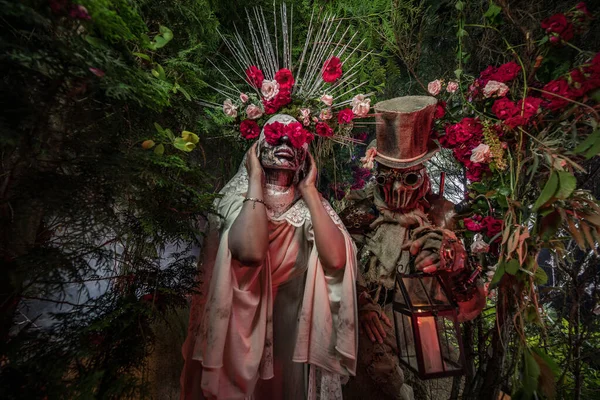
243 197 266 209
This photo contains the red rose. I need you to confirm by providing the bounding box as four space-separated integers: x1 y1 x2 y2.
576 2 591 17
337 108 354 124
491 61 521 82
264 121 285 145
274 89 292 108
542 78 573 110
541 14 574 42
482 216 503 238
466 163 489 182
322 57 343 83
518 97 543 119
464 215 484 232
443 118 483 148
491 98 518 120
285 122 313 148
504 115 528 129
434 101 446 119
262 99 279 115
274 68 294 90
479 65 497 81
315 122 334 137
245 65 264 88
240 120 261 140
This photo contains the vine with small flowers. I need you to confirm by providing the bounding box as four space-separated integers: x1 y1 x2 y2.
430 2 599 398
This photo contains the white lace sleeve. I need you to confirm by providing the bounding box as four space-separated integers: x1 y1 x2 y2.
308 367 344 400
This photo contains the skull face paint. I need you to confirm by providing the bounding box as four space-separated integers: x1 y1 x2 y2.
376 164 430 211
259 134 306 171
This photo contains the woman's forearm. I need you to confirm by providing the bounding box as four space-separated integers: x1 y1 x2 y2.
302 187 347 270
228 175 269 267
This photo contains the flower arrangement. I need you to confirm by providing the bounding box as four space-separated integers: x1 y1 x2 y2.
201 5 373 150
429 2 598 397
221 60 371 148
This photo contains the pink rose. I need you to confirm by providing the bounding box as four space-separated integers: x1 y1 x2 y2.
428 79 442 96
483 80 509 98
223 99 238 118
245 104 263 120
320 94 333 106
298 108 311 126
261 80 280 101
351 94 371 117
470 143 491 163
446 81 459 93
319 108 333 120
240 93 249 103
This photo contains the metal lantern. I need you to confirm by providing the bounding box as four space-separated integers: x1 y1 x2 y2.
393 272 466 379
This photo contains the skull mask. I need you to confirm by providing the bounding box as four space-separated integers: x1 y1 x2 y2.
375 164 430 211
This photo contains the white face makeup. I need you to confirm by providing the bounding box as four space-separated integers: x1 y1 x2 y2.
257 115 307 173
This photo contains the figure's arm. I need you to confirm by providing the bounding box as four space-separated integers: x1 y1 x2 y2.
228 143 269 267
299 154 346 270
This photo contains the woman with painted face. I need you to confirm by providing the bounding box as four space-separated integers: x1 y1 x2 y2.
340 97 486 400
180 114 358 400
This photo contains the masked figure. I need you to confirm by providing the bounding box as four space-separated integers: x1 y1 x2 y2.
340 97 486 400
180 114 358 400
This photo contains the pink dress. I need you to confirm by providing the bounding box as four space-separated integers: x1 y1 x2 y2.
180 166 358 400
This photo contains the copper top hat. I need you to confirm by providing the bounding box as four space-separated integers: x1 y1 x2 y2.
370 96 440 169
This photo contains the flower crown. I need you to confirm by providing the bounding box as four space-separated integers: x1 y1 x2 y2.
202 5 372 149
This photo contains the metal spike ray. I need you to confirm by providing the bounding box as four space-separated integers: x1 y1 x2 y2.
204 4 369 107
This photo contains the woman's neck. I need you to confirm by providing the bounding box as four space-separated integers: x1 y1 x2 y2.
264 169 295 188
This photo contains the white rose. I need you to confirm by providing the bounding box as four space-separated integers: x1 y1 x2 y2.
223 99 238 118
320 94 333 106
319 108 333 120
261 80 280 101
427 79 442 96
352 97 371 117
240 93 249 103
470 234 490 253
483 80 509 98
351 94 366 107
470 143 492 163
446 81 459 93
246 104 263 120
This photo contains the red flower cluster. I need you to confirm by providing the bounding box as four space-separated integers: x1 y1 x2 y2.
315 122 334 137
240 120 260 139
440 118 491 182
262 67 294 115
541 53 600 110
245 66 264 88
322 57 343 83
264 121 313 148
541 13 574 43
351 167 371 190
464 215 503 238
478 61 522 87
491 96 542 129
337 108 354 124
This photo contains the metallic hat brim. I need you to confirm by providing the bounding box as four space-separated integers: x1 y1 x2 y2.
367 139 440 169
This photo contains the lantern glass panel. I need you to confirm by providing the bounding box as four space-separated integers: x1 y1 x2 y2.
402 275 451 308
394 311 418 371
416 315 444 374
435 314 463 372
